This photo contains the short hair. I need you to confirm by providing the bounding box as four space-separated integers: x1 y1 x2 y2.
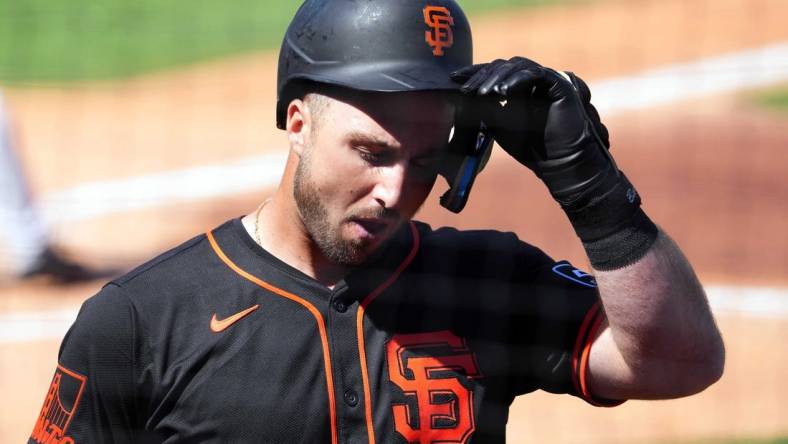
284 81 343 137
303 92 331 136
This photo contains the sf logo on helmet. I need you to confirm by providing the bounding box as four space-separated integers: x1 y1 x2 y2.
423 6 454 56
387 330 482 443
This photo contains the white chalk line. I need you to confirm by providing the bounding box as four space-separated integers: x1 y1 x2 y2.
0 307 79 344
592 42 788 115
40 152 289 223
37 42 788 225
1 285 786 344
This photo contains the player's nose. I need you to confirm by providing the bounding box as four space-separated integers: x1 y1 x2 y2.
371 162 408 210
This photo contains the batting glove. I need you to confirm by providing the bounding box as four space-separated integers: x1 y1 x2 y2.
451 57 658 270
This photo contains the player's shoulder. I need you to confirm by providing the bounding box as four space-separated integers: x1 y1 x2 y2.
74 235 207 324
410 220 552 278
111 232 208 287
66 218 251 363
105 219 239 304
412 220 546 258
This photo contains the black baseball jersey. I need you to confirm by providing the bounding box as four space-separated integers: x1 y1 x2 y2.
30 218 621 444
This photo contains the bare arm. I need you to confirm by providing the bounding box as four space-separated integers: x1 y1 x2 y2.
587 229 725 400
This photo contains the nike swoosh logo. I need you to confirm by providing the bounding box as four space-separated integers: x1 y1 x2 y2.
210 304 260 333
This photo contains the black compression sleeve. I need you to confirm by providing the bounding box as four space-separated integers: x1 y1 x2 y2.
560 171 658 270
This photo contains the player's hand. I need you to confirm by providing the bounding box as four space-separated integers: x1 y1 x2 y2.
451 57 616 205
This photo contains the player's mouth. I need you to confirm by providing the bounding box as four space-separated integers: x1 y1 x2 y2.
349 218 391 240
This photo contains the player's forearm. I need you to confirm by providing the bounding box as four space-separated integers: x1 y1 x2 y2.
592 229 725 397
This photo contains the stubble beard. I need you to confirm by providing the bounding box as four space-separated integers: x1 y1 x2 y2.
293 150 370 267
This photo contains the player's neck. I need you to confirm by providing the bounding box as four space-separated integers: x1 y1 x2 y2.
244 191 349 289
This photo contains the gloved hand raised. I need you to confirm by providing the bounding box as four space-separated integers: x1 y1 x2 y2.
450 57 616 205
451 57 658 271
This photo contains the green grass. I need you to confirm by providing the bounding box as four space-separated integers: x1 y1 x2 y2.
0 0 572 84
0 0 302 84
752 84 788 113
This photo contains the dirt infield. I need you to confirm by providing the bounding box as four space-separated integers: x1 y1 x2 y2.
2 0 788 441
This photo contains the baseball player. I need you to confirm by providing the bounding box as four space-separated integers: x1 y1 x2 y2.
30 1 724 442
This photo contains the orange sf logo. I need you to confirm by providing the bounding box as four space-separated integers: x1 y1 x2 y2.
423 6 455 56
387 330 482 443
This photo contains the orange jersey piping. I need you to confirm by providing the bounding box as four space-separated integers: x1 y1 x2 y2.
579 313 605 400
571 301 622 407
572 302 601 398
207 231 338 444
356 222 421 444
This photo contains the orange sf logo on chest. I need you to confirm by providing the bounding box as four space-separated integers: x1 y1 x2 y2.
387 330 482 444
423 6 455 56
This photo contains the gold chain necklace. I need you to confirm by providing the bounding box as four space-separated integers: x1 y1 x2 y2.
254 198 272 248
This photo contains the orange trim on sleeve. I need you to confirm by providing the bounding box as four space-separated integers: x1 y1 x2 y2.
571 302 623 407
578 313 605 400
571 302 600 396
207 231 338 444
356 222 421 444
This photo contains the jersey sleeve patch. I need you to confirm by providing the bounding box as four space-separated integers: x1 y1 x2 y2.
30 364 87 444
551 261 597 288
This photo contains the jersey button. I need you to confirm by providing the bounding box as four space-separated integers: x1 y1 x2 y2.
343 389 359 407
333 300 348 313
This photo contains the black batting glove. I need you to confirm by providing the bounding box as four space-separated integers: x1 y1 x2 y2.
451 57 658 270
450 57 615 205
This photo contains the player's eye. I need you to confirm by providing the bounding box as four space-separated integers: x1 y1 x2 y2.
356 146 394 165
412 155 439 169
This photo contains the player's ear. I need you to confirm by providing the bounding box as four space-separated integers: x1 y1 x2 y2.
286 99 310 155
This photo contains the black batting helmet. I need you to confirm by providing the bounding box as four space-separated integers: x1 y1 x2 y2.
276 0 473 129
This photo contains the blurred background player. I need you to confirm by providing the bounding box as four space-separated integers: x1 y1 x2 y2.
0 90 117 284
